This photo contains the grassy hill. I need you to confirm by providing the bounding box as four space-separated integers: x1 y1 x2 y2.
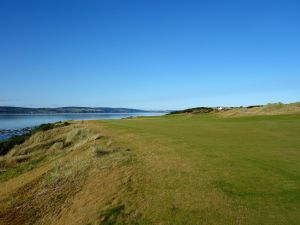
0 104 300 224
169 102 300 117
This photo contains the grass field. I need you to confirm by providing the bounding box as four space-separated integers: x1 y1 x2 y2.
100 113 300 224
0 111 299 224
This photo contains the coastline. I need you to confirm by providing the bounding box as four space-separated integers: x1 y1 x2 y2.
0 113 165 141
0 127 34 141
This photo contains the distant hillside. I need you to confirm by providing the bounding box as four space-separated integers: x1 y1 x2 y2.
0 106 159 114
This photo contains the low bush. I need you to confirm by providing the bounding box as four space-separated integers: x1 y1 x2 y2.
246 105 263 109
0 133 31 156
34 123 56 132
169 107 214 115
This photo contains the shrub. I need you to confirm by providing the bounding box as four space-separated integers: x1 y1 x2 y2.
34 123 56 132
0 133 31 156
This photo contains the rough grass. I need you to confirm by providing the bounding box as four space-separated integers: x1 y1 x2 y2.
0 121 70 156
0 121 138 225
220 102 300 117
0 156 47 182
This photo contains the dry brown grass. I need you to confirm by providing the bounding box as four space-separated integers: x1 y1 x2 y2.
219 102 300 117
0 121 138 225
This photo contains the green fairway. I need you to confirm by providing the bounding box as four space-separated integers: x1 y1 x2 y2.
100 113 300 225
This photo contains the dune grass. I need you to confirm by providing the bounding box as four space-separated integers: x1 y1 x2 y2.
99 113 300 225
0 121 138 225
0 121 70 156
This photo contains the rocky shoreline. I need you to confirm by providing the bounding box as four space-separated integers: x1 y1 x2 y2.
0 127 34 141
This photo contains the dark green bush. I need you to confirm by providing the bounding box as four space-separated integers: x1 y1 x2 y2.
34 123 56 132
0 133 30 155
168 107 214 115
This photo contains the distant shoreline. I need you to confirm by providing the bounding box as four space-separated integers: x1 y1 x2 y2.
0 106 167 114
0 112 165 115
0 112 166 141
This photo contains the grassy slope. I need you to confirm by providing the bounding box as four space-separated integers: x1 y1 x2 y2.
0 122 139 225
221 102 300 117
0 111 299 224
100 113 300 225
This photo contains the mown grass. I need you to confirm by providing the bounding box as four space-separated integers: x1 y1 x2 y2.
100 113 300 225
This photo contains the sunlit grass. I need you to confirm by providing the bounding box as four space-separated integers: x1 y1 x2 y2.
101 113 300 224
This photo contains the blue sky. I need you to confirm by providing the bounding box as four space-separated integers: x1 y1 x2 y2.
0 0 299 110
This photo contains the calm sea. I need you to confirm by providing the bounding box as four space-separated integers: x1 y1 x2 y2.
0 113 164 141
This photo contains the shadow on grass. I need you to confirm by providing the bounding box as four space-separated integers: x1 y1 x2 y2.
99 204 125 225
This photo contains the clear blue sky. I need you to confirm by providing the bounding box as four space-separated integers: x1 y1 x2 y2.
0 0 299 110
